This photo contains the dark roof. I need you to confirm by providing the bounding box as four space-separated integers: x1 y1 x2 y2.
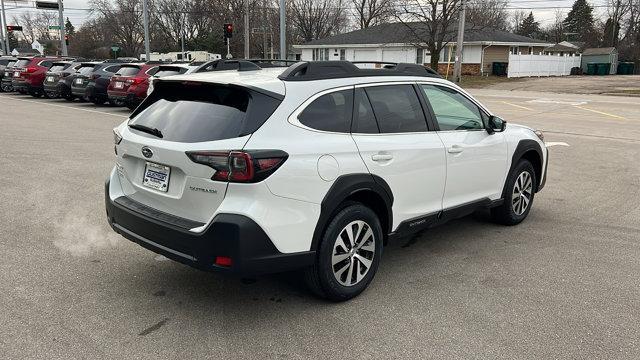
545 44 580 52
582 47 617 56
301 22 548 46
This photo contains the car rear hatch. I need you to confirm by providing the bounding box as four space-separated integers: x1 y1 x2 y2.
44 63 68 85
11 58 31 78
72 64 97 88
114 80 283 226
109 65 142 93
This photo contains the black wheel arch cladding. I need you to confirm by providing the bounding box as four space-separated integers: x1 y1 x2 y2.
311 174 393 251
505 139 544 194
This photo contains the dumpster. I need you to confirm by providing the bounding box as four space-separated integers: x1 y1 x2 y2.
586 63 597 75
596 63 610 75
492 62 508 76
617 62 635 75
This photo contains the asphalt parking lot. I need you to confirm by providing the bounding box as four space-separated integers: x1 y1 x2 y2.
1 89 639 359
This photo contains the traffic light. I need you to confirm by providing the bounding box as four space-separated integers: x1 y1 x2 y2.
6 25 23 32
223 23 233 39
65 35 69 46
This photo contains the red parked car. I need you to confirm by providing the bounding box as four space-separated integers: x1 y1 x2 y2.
107 63 159 109
12 57 64 97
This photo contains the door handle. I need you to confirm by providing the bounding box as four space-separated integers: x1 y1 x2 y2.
371 154 393 162
447 145 464 154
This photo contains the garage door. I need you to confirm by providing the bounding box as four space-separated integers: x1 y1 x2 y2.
382 49 411 63
353 49 378 62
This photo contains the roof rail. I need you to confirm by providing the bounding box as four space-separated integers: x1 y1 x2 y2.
278 61 441 81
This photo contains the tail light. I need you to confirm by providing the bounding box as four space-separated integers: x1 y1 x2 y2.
25 66 38 74
186 150 288 183
125 77 145 85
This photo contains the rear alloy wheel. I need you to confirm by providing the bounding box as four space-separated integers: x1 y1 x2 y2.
305 203 383 301
491 159 537 225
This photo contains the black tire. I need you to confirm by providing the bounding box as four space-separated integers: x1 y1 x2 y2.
304 203 383 301
63 93 75 102
91 96 106 105
491 159 537 225
29 89 43 98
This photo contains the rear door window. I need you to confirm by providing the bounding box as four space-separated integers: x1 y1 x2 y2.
364 85 427 133
117 66 141 76
129 83 282 143
49 65 67 72
298 89 353 133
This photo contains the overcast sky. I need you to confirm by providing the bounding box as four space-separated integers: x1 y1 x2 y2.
1 0 609 28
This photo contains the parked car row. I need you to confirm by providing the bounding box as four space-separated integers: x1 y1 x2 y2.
1 56 297 110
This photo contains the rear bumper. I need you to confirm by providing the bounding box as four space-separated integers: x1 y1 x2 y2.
71 85 88 97
104 180 315 276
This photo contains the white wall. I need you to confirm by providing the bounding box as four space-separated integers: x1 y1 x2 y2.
300 44 483 64
423 45 482 64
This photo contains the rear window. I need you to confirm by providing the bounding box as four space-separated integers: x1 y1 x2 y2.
0 59 10 66
128 82 282 143
49 65 67 72
14 59 30 68
77 66 95 75
117 66 141 76
154 68 187 77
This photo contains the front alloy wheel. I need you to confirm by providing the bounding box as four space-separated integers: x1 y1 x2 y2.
332 220 376 287
512 171 533 216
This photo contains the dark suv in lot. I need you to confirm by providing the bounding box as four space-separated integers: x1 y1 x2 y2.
73 63 123 105
0 57 17 91
68 62 101 101
43 61 73 98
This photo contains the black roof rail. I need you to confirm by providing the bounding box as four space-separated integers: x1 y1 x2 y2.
278 61 442 81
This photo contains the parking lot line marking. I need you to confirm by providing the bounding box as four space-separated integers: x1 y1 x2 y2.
574 106 626 120
0 95 128 119
545 142 570 147
501 101 533 111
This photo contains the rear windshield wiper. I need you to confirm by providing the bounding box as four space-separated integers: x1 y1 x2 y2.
128 123 163 138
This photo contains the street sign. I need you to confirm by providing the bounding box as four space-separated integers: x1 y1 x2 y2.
111 46 120 52
48 25 61 30
35 1 59 10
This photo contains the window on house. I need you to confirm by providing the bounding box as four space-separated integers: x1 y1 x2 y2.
324 49 330 61
416 49 423 64
529 46 534 55
340 49 346 60
510 46 519 55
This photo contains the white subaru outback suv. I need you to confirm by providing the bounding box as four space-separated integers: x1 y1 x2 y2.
106 61 548 301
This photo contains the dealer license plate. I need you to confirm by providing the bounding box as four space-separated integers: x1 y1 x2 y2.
114 81 124 89
75 78 83 85
143 162 170 192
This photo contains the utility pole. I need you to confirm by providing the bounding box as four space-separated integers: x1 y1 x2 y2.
180 10 185 61
452 0 465 83
279 0 285 59
244 0 249 59
0 0 5 56
1 0 9 55
57 0 67 56
262 0 268 58
142 0 150 61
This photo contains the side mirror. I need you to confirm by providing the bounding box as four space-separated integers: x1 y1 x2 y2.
487 115 507 134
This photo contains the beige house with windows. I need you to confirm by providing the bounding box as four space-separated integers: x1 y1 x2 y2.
295 23 551 76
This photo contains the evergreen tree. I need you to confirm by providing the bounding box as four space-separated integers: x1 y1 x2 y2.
517 12 540 38
65 18 75 36
563 0 597 46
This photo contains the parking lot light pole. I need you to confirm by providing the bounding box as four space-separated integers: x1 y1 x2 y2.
57 0 67 56
142 0 150 61
452 0 465 83
244 0 249 59
279 0 285 59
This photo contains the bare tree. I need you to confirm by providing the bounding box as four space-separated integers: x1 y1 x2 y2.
541 10 565 43
351 0 394 29
90 0 146 57
466 0 509 30
12 11 57 44
290 0 349 42
510 10 527 33
394 0 460 69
